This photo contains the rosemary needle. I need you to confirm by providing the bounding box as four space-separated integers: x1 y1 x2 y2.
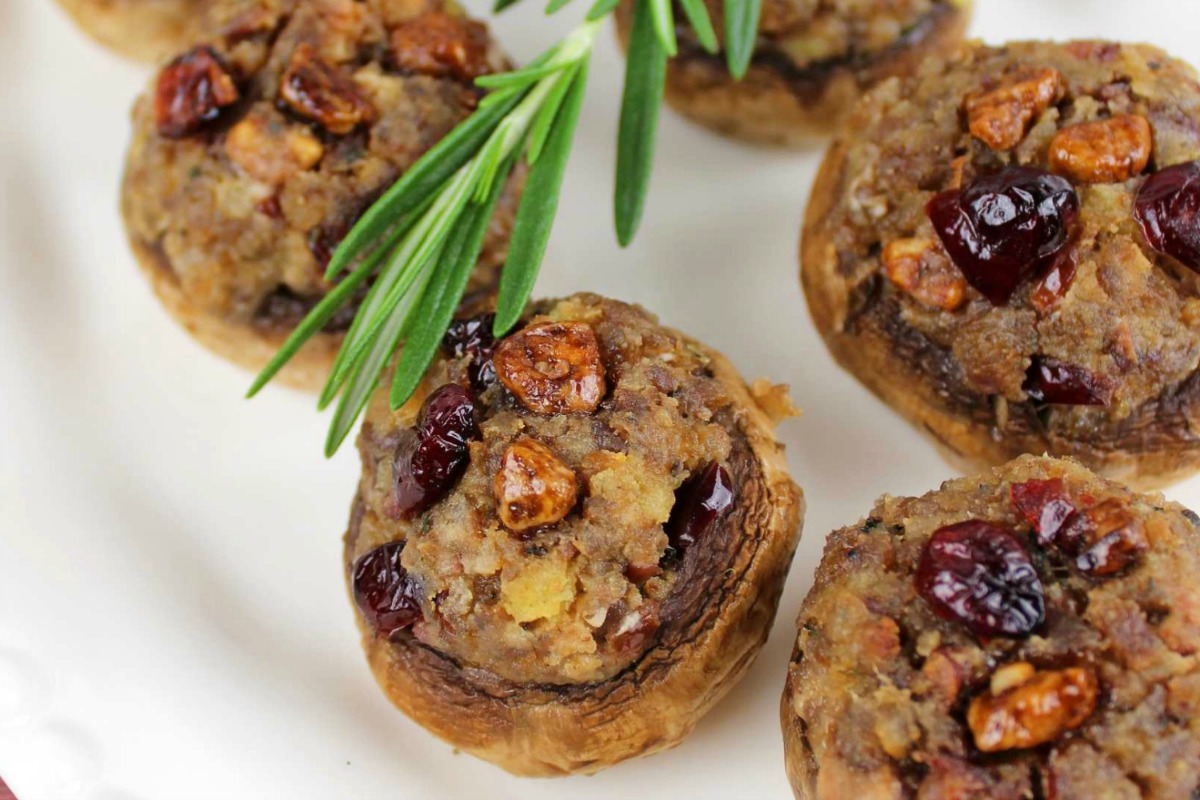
251 2 758 455
250 20 602 455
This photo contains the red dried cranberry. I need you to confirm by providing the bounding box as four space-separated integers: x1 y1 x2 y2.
442 313 497 392
666 462 734 557
351 541 422 636
1024 357 1114 406
154 46 240 138
1135 160 1200 272
927 167 1079 305
1011 478 1076 546
1030 251 1077 312
915 521 1045 639
393 384 478 517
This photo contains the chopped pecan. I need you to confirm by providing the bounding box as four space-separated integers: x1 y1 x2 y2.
390 11 492 82
948 154 970 190
967 664 1098 752
155 46 240 138
921 647 966 706
882 238 967 310
494 439 578 532
965 67 1063 151
225 109 324 184
280 43 374 134
1049 115 1153 184
493 321 607 414
1059 499 1148 578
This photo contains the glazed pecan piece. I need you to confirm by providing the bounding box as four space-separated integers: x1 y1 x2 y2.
1010 480 1148 578
965 67 1062 151
390 11 492 82
494 321 606 414
155 45 240 138
495 439 579 532
1059 499 1148 578
280 43 374 134
967 663 1098 752
1049 115 1153 184
882 238 967 310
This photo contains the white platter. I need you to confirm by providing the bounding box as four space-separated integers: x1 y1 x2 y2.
2 0 1199 797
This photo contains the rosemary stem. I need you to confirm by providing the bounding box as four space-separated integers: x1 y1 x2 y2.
494 20 601 157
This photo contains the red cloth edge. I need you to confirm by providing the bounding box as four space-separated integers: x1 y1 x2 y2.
0 774 16 800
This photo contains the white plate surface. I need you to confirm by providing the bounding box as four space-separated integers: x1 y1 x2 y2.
3 1 1200 797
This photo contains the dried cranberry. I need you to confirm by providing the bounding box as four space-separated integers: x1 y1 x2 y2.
351 541 422 636
927 167 1080 305
393 384 478 517
1030 251 1077 312
1011 478 1077 546
442 313 497 392
915 521 1045 639
1135 160 1200 273
665 462 734 557
1024 357 1114 406
154 46 240 138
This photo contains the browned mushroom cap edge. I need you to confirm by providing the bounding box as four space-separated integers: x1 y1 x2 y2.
344 339 804 776
613 0 972 144
800 131 1200 490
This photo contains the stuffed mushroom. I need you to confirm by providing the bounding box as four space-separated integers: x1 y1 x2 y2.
54 0 210 62
802 41 1200 487
782 455 1200 799
121 0 521 390
615 0 971 146
344 293 804 775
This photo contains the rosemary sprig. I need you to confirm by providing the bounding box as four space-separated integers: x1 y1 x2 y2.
723 0 762 79
250 1 762 454
248 21 599 456
614 0 668 245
